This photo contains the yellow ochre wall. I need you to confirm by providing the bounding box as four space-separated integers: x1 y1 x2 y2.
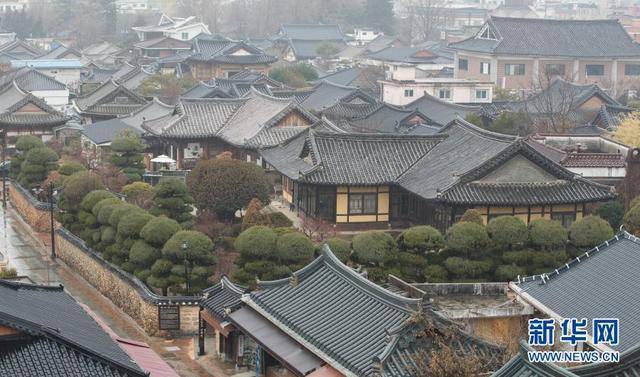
336 186 389 223
472 204 584 225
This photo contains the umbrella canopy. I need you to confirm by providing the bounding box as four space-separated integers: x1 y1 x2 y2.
150 155 176 163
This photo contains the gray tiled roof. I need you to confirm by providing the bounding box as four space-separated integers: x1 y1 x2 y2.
82 118 141 145
279 24 346 41
74 79 147 116
402 92 481 127
450 17 640 57
0 87 70 127
188 35 276 65
143 89 317 147
288 39 347 60
201 276 246 321
248 245 421 377
0 280 145 376
299 81 375 112
365 46 451 64
0 68 66 92
516 232 640 352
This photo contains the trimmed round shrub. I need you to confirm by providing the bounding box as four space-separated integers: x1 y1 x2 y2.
96 200 125 224
444 257 493 279
140 216 181 247
459 209 484 225
19 147 59 188
528 219 567 250
595 200 624 230
397 252 428 282
59 171 105 212
15 135 44 151
424 265 448 282
569 215 614 249
58 161 86 176
129 240 158 268
234 226 278 259
122 181 154 208
326 238 351 263
631 196 640 210
117 212 154 239
80 190 116 213
397 226 444 254
269 212 293 228
276 232 314 265
101 226 116 243
162 230 215 266
445 222 490 255
495 265 527 281
486 216 527 249
351 231 396 266
624 204 640 236
108 203 143 227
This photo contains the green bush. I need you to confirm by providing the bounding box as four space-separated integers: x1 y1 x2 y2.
528 219 567 250
140 216 181 247
96 200 125 224
445 222 490 256
162 230 216 266
150 178 193 225
351 231 396 266
10 136 44 179
122 181 153 208
18 147 59 188
129 240 158 269
232 261 291 286
397 226 444 254
92 197 122 217
234 226 278 260
444 257 493 279
623 204 640 236
148 259 173 294
630 196 640 210
424 265 448 282
569 215 614 249
459 209 484 225
326 238 351 262
58 162 86 176
116 212 154 240
486 216 527 249
397 252 428 282
80 190 116 213
59 171 105 213
269 212 293 228
495 265 527 281
276 232 314 265
595 201 624 230
109 133 145 182
108 203 142 227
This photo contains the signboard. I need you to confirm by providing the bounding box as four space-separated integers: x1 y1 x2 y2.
158 305 180 330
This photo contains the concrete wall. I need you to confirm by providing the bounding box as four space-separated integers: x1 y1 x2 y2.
55 229 200 337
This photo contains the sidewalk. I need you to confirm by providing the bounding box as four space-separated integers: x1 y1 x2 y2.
2 204 229 377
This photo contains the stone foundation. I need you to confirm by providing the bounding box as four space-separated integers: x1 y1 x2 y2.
55 229 200 337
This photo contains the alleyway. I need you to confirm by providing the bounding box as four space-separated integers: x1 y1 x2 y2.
0 204 234 377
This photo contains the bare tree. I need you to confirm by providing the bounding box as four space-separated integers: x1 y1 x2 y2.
405 0 447 43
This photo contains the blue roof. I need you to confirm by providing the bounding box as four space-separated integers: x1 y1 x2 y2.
12 59 84 69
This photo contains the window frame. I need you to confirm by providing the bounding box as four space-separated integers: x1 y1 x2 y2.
585 64 605 76
348 192 378 215
438 88 452 100
480 62 491 75
475 89 488 99
181 32 189 40
504 63 525 76
625 64 640 76
546 63 566 76
404 89 414 97
458 58 468 71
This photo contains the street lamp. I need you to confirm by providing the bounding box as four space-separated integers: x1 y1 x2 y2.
181 240 191 296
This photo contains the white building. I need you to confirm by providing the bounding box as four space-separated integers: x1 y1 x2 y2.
380 63 493 105
347 28 383 46
132 14 210 41
115 0 149 13
0 0 28 12
11 59 83 90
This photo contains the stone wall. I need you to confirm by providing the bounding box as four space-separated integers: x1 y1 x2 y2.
8 182 52 232
55 229 200 337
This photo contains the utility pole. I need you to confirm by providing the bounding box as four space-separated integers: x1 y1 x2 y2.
1 131 6 208
181 240 191 296
49 181 55 259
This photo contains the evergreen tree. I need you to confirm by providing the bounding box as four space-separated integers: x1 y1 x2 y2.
365 0 394 34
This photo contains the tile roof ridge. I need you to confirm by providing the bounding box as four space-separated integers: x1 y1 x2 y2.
312 131 445 141
315 79 358 90
405 91 481 110
0 279 63 291
518 231 634 287
441 117 517 142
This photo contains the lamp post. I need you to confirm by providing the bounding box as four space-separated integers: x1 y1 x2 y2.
181 240 191 296
49 182 55 259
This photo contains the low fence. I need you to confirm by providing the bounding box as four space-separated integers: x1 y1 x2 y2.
55 228 201 336
8 181 54 232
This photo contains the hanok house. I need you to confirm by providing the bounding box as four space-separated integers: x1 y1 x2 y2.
142 88 317 169
198 246 503 377
73 79 148 123
274 24 348 62
0 67 70 109
187 35 277 80
450 17 640 95
0 82 70 147
509 231 640 354
260 119 614 231
182 70 288 99
0 280 147 377
133 36 192 63
481 78 630 133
